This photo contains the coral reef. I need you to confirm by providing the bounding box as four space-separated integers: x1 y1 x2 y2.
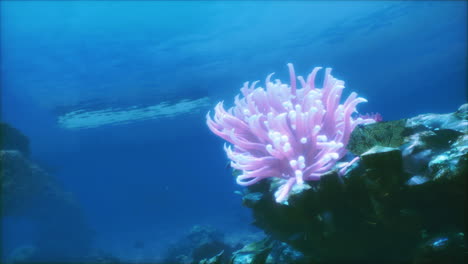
207 64 374 202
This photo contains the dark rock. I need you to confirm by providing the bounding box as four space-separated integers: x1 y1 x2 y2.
0 122 30 157
1 150 49 216
242 192 264 208
163 225 233 264
266 241 309 264
198 250 224 264
0 150 94 262
360 146 407 196
236 104 467 263
193 241 227 264
413 232 466 264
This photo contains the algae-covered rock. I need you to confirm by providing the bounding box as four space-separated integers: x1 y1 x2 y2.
234 104 467 263
230 237 310 264
348 119 407 155
230 238 273 264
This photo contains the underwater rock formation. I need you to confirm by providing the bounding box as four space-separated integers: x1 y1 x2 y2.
0 122 30 157
230 237 309 264
163 225 236 264
232 104 467 263
0 124 94 263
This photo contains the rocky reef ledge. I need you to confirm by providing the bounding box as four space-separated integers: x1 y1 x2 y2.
0 123 106 263
226 104 467 264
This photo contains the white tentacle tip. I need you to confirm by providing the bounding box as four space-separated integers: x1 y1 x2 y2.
295 170 304 185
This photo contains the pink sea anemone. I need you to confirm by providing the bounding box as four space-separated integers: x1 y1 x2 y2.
207 64 375 203
360 112 383 122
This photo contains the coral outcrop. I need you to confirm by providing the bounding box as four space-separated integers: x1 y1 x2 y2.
232 104 467 263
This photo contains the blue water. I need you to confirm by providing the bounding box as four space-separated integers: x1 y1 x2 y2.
1 1 466 262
